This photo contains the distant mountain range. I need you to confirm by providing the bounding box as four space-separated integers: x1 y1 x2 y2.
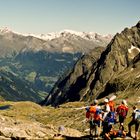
0 28 112 102
0 27 112 41
41 21 140 106
0 27 112 55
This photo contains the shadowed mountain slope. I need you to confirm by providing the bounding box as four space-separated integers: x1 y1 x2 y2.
42 21 140 106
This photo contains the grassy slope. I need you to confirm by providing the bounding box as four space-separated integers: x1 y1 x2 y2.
0 99 139 138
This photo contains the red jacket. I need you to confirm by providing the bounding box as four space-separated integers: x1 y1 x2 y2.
116 104 128 117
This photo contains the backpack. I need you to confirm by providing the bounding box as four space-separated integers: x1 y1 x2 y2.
117 105 128 118
93 109 102 121
89 106 96 113
108 101 115 112
105 112 116 125
86 106 96 119
88 106 97 120
135 110 140 123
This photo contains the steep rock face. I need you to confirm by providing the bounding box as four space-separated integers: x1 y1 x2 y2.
41 47 105 105
89 21 140 99
43 21 140 106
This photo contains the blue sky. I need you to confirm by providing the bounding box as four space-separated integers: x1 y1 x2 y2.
0 0 140 35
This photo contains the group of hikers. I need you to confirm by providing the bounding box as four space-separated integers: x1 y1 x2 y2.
85 95 140 140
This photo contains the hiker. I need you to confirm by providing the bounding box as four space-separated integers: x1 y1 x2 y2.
102 111 117 137
105 112 117 126
116 100 128 127
86 100 103 137
85 99 101 120
89 108 103 137
104 125 126 140
93 99 101 109
108 95 116 112
115 125 126 138
127 106 140 140
104 124 115 140
102 98 110 120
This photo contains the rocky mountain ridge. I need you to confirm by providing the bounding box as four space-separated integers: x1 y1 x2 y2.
0 27 112 41
0 27 112 55
42 21 140 106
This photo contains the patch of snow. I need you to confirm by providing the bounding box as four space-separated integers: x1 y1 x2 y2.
60 29 85 37
0 27 113 42
128 45 140 53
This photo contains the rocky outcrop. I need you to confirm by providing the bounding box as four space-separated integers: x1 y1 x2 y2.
42 21 140 106
0 101 84 139
0 115 83 139
0 116 50 139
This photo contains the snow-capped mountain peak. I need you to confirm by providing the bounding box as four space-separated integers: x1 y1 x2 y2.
60 29 85 36
0 27 12 34
0 27 113 41
34 29 113 41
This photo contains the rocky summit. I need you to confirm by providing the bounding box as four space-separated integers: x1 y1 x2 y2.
42 21 140 106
